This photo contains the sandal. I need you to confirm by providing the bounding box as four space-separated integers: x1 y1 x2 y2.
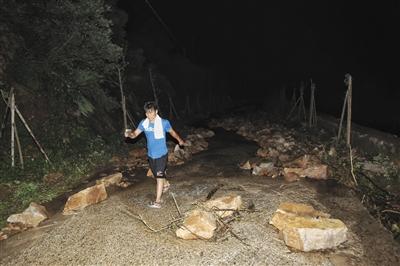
148 201 162 208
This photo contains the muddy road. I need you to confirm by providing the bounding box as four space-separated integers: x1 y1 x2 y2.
1 128 399 265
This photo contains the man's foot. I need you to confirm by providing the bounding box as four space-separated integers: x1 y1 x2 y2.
148 201 162 208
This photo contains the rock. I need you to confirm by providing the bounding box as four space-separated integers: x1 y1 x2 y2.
129 147 147 158
43 172 64 185
270 202 346 251
256 148 269 158
328 147 337 157
252 162 278 177
63 184 107 215
7 202 48 228
360 162 386 174
96 172 122 187
176 210 217 240
0 231 7 241
240 160 252 170
203 195 242 218
196 128 215 138
146 168 154 177
283 172 300 183
283 165 328 180
281 216 348 251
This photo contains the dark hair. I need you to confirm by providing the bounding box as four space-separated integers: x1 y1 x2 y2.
143 101 158 112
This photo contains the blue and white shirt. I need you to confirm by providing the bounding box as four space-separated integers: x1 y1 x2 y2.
138 119 171 159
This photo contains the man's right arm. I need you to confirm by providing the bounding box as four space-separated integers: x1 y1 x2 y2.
125 128 142 139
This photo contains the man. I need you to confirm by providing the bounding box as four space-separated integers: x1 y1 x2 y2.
125 101 185 208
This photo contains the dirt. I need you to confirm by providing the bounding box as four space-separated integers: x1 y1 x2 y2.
1 128 399 265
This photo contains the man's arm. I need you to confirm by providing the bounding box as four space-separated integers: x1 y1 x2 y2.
168 128 185 146
125 128 142 139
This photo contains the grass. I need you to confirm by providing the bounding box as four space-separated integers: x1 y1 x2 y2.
0 132 130 229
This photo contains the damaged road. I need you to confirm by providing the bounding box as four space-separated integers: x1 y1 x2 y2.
1 126 399 265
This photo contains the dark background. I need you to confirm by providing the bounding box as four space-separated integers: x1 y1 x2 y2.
117 0 400 135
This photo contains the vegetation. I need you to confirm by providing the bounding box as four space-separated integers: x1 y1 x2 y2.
0 0 127 227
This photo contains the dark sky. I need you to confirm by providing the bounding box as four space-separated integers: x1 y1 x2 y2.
118 0 400 133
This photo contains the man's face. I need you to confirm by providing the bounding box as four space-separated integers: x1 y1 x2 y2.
145 108 157 121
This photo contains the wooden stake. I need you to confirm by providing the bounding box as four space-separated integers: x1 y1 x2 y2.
308 80 317 127
337 89 349 144
14 120 24 169
10 92 15 167
346 74 352 146
15 106 51 164
118 66 127 130
148 67 159 106
0 87 13 139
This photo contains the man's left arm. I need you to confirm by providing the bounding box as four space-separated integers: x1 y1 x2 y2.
169 128 185 146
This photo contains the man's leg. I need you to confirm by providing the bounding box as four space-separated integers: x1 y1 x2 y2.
155 176 164 203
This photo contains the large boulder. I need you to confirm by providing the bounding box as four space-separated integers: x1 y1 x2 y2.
203 195 242 218
176 210 217 240
270 202 347 251
7 202 48 228
63 184 107 215
281 216 348 252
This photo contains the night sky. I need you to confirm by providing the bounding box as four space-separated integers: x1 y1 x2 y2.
117 0 400 134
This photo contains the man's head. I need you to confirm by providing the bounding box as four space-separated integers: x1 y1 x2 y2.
144 101 158 121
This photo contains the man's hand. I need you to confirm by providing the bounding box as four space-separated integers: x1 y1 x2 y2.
124 129 131 138
178 140 186 146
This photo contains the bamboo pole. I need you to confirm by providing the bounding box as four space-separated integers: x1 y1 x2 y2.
0 87 14 139
118 67 127 130
346 74 352 146
10 92 15 167
1 90 51 164
337 90 349 144
14 119 24 169
15 106 51 164
148 67 159 106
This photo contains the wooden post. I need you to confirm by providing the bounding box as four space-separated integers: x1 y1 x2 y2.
298 84 306 122
309 81 317 127
1 90 51 165
148 67 159 106
10 92 15 167
337 90 348 144
345 74 352 146
118 66 127 130
0 87 14 139
14 120 24 169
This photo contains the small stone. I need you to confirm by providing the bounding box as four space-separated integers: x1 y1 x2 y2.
176 210 217 240
146 168 154 178
63 184 107 215
239 160 252 170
